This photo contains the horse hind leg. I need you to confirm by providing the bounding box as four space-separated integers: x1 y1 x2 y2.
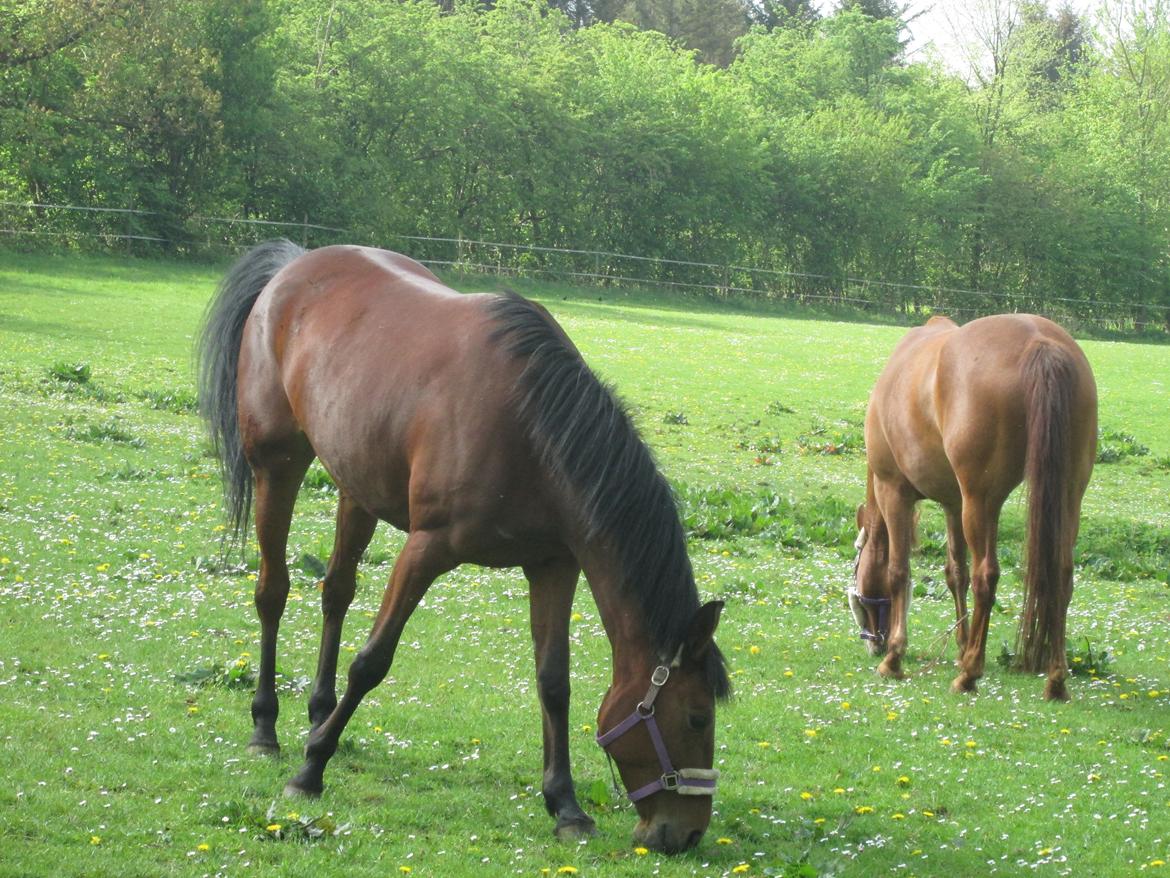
307 493 378 730
247 446 314 755
524 558 595 841
952 496 1001 695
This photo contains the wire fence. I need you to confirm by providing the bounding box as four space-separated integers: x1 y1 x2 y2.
2 200 1167 335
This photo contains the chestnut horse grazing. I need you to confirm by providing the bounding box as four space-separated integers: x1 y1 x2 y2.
851 314 1096 700
197 241 729 853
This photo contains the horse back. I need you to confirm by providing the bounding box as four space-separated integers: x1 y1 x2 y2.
867 314 1094 505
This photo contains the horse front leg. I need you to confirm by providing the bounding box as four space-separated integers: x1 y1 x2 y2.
308 494 378 731
285 529 452 797
525 558 596 841
943 506 970 656
876 486 916 680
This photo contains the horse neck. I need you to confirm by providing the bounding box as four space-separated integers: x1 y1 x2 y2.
574 538 662 684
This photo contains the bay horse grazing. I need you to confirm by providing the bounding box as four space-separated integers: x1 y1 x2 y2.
197 241 729 853
850 314 1096 700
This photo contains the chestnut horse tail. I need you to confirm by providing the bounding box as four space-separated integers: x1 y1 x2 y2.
196 239 305 548
1016 339 1077 673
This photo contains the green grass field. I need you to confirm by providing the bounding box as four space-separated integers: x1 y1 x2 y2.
1 249 1168 878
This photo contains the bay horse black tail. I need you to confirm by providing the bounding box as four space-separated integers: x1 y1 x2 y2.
1016 339 1079 684
196 239 305 547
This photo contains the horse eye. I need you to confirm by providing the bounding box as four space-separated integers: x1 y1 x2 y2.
688 712 711 731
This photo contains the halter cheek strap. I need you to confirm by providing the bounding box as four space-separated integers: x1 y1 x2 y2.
595 664 719 802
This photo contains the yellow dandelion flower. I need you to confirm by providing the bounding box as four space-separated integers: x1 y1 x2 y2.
757 741 771 748
804 729 817 738
716 838 733 845
897 775 910 786
634 846 650 855
266 823 282 832
90 836 102 845
749 645 761 655
1150 860 1165 867
557 868 579 875
966 740 977 748
783 670 794 678
571 613 583 622
399 868 412 874
96 563 109 572
187 706 199 715
800 791 813 800
886 711 897 721
941 737 952 746
923 810 935 817
1060 728 1071 735
840 701 851 710
833 787 845 794
196 843 210 852
732 865 751 874
855 805 874 814
872 765 881 772
813 817 825 825
892 813 905 820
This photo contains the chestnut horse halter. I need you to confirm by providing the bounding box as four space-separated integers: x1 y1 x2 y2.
596 662 719 803
850 527 891 647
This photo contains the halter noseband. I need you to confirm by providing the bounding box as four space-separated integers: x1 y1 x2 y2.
849 587 891 645
595 663 719 803
850 527 891 646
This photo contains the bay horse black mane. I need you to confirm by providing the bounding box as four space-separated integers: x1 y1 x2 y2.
488 292 730 700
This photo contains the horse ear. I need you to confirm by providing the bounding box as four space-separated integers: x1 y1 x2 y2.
679 600 724 665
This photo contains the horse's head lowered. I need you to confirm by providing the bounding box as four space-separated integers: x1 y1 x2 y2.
850 505 891 656
596 601 726 853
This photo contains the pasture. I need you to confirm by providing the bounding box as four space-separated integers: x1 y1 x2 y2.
1 249 1168 877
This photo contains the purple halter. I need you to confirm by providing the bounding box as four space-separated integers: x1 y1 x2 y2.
595 664 719 803
849 587 891 645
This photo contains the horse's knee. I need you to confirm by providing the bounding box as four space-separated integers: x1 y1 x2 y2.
320 575 355 617
346 647 390 696
536 665 570 715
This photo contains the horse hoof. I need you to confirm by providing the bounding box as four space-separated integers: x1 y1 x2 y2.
876 661 905 680
246 741 280 757
283 777 323 799
950 675 977 695
554 816 597 842
1044 682 1070 702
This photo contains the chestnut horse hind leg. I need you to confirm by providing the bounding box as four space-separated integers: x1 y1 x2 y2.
307 493 379 731
247 447 314 754
951 491 1005 694
285 529 456 797
524 558 596 840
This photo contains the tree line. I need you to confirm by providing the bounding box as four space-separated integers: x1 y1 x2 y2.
1 0 1168 327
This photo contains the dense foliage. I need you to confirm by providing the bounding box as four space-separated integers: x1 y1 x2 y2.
2 0 1168 326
